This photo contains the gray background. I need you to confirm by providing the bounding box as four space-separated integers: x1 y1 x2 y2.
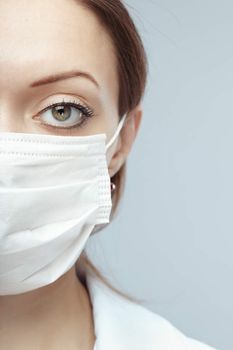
86 1 233 349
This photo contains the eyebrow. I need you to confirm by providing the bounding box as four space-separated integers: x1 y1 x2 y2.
29 70 100 89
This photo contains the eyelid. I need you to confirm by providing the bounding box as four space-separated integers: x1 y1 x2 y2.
35 94 93 112
40 98 94 116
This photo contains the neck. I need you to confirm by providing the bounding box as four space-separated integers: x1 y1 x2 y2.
0 266 96 350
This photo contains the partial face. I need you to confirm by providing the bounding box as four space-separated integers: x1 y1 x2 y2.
0 0 120 143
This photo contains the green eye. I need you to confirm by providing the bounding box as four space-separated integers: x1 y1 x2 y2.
51 105 73 122
35 100 95 130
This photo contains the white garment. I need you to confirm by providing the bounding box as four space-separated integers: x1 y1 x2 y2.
82 267 218 350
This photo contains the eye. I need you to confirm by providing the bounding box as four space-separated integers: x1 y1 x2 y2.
33 98 95 130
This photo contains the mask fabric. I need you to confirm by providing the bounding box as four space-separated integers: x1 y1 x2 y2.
0 114 127 295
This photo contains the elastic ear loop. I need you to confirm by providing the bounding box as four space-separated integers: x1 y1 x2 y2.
105 113 127 152
105 113 128 194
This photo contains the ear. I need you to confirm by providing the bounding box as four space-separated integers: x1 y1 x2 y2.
108 104 143 178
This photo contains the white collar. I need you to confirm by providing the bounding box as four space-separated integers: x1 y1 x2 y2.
84 268 216 350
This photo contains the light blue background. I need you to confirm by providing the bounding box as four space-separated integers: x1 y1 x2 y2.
87 1 233 349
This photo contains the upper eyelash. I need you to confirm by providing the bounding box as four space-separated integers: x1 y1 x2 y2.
41 98 95 118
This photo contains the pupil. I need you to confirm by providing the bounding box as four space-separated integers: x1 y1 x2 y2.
52 106 71 121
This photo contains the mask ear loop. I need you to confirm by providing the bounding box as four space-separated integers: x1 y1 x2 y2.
105 113 128 152
105 113 128 195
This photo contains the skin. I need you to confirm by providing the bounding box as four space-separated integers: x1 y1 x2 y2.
0 0 142 349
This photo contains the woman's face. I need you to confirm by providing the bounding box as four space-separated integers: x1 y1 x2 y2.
0 0 125 165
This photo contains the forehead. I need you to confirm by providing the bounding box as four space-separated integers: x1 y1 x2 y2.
0 0 118 96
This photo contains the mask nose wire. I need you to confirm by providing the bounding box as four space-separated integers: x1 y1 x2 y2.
105 113 127 152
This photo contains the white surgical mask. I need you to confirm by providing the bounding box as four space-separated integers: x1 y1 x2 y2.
0 114 127 295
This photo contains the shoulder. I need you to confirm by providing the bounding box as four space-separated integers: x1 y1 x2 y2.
85 270 217 350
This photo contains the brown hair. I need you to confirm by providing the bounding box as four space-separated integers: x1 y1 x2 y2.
75 0 148 304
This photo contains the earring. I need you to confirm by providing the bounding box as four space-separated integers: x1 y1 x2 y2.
110 182 116 193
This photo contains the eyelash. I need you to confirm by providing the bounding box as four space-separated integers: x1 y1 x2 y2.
36 98 95 131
